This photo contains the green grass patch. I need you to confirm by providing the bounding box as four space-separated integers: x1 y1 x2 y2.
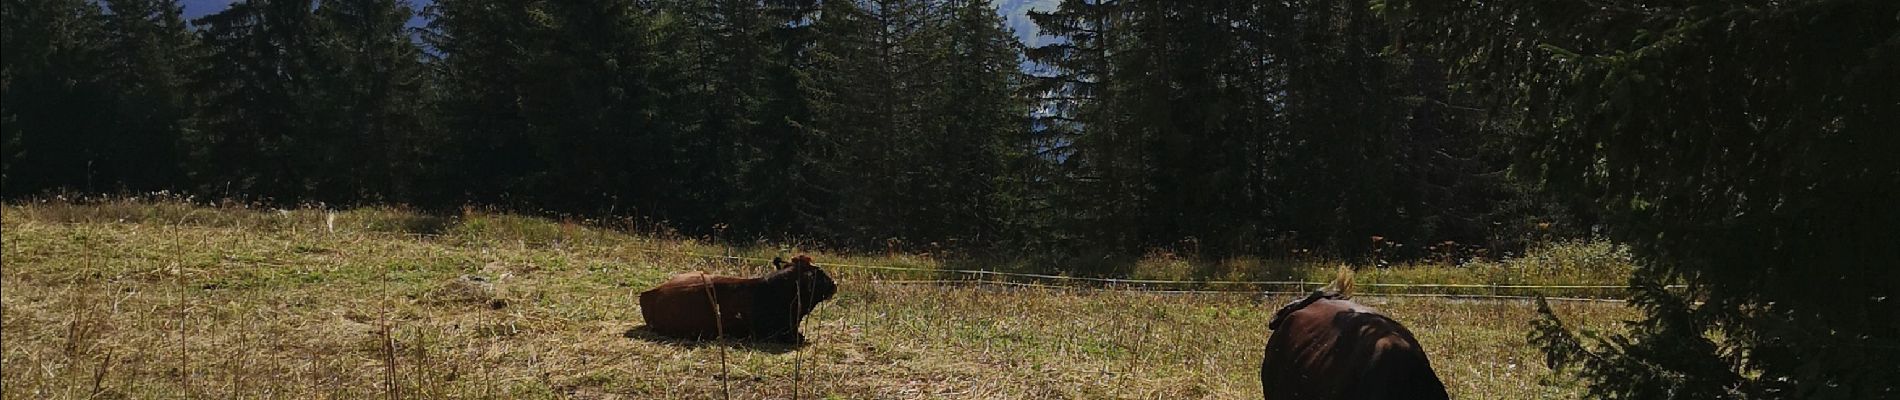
3 201 1636 399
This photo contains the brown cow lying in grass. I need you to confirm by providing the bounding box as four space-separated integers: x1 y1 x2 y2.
638 255 837 344
1260 268 1448 400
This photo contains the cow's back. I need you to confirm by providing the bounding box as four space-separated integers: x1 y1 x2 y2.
1261 299 1447 400
639 272 755 339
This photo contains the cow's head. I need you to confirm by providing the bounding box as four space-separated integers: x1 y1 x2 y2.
767 254 837 314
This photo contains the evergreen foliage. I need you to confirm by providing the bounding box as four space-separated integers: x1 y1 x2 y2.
0 0 1565 260
1021 0 1527 264
4 0 195 194
1396 0 1900 397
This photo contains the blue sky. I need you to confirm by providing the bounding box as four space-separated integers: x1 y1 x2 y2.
178 0 241 20
177 0 1061 45
997 0 1062 47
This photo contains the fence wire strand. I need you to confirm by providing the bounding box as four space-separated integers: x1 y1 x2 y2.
627 247 1667 301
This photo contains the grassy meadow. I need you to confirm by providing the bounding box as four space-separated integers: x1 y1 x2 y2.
1 201 1637 399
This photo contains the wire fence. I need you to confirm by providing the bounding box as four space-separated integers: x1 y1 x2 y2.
317 217 1644 302
629 247 1669 302
863 279 1634 302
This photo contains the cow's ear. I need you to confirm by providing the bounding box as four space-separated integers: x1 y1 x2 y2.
772 257 786 268
792 255 816 270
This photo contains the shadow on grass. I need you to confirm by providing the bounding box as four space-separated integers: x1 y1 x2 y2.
622 325 805 354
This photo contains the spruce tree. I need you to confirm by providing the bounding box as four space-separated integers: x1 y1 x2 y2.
1398 0 1900 397
1025 0 1143 260
420 0 541 205
926 0 1030 245
96 0 197 192
1 0 111 194
191 0 329 200
312 0 429 201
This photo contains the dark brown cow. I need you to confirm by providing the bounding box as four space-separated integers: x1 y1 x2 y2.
638 255 837 343
1260 273 1447 399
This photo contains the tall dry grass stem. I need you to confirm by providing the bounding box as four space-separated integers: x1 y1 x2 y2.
697 274 731 400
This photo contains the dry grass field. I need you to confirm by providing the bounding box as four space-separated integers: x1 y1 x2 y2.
1 201 1637 399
